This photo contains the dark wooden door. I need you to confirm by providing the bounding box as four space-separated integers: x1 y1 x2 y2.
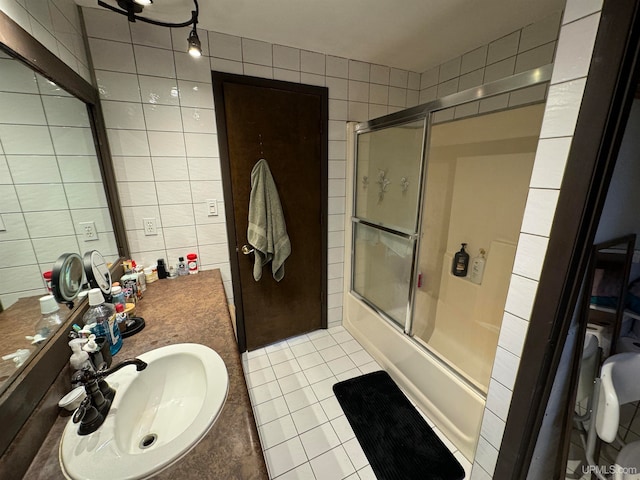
213 73 328 351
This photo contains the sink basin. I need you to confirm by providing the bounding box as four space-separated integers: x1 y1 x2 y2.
59 343 228 480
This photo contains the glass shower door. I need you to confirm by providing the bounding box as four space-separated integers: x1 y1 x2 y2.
351 118 425 328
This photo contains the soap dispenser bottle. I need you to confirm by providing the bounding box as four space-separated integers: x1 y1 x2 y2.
83 288 122 356
469 248 487 284
452 243 470 277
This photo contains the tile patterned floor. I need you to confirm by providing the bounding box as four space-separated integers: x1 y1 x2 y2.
242 326 472 480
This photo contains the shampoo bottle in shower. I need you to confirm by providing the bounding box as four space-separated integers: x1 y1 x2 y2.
452 243 469 277
470 248 486 284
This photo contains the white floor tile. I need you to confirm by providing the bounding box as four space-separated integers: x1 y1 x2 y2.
320 395 344 420
265 340 291 353
250 380 283 406
246 347 268 359
273 359 302 378
358 361 381 375
268 347 296 365
259 414 298 449
330 415 355 443
284 386 319 413
330 331 353 344
340 339 363 354
246 353 272 372
286 334 311 347
291 403 329 434
335 368 361 382
307 329 331 340
309 445 355 480
348 349 374 367
309 376 339 401
290 341 317 357
343 437 368 470
327 356 357 375
357 465 377 480
311 335 338 350
264 437 308 478
254 396 290 426
300 422 341 459
278 371 311 395
318 344 347 362
297 351 325 370
274 462 315 480
246 366 277 389
304 363 334 384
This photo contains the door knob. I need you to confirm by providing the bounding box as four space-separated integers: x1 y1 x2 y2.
241 245 254 255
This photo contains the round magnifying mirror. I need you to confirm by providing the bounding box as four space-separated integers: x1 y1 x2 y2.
52 253 85 307
83 250 112 297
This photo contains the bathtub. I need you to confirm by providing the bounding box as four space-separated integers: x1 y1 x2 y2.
343 292 484 461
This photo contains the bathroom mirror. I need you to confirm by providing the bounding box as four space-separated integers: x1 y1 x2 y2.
0 8 128 440
52 253 85 307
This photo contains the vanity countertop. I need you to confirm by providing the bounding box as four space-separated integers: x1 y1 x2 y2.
23 269 268 480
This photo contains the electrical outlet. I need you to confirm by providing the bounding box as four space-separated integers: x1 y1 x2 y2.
143 217 157 236
80 221 98 241
207 199 218 216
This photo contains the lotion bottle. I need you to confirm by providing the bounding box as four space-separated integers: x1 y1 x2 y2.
470 248 487 284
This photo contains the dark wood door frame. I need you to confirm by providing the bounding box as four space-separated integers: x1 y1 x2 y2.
212 72 329 353
495 0 640 478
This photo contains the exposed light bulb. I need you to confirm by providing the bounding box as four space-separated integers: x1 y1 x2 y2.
187 28 202 58
133 0 152 5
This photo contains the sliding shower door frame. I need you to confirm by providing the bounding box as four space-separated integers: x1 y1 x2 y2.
350 64 553 391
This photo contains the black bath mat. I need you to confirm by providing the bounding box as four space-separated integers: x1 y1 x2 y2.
333 370 465 480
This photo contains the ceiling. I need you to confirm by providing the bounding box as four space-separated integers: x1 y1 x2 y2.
81 0 566 73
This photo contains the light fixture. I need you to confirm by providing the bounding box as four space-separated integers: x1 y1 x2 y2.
98 0 201 58
187 27 202 57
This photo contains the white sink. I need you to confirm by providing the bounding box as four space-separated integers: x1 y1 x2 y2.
59 343 228 480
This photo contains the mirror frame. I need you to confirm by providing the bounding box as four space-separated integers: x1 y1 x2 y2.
0 9 129 457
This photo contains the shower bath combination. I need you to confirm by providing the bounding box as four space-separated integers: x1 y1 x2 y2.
344 65 550 460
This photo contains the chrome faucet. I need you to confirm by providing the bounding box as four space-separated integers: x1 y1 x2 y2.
72 358 148 435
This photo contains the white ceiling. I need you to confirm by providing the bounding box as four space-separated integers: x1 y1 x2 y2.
81 0 566 73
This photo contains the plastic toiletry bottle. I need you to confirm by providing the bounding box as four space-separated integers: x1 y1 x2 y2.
69 338 94 372
452 243 470 277
177 257 189 276
83 288 122 356
135 265 147 294
115 303 128 334
187 253 198 274
35 295 65 340
469 248 487 285
157 258 168 279
82 334 106 370
111 285 126 309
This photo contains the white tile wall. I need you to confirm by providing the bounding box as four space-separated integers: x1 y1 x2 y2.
469 3 604 477
83 6 421 317
419 12 561 113
0 0 90 81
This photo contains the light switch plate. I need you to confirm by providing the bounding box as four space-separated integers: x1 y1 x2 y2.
0 214 5 232
207 199 218 216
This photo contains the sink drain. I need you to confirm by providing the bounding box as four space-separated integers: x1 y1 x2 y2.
139 433 158 449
